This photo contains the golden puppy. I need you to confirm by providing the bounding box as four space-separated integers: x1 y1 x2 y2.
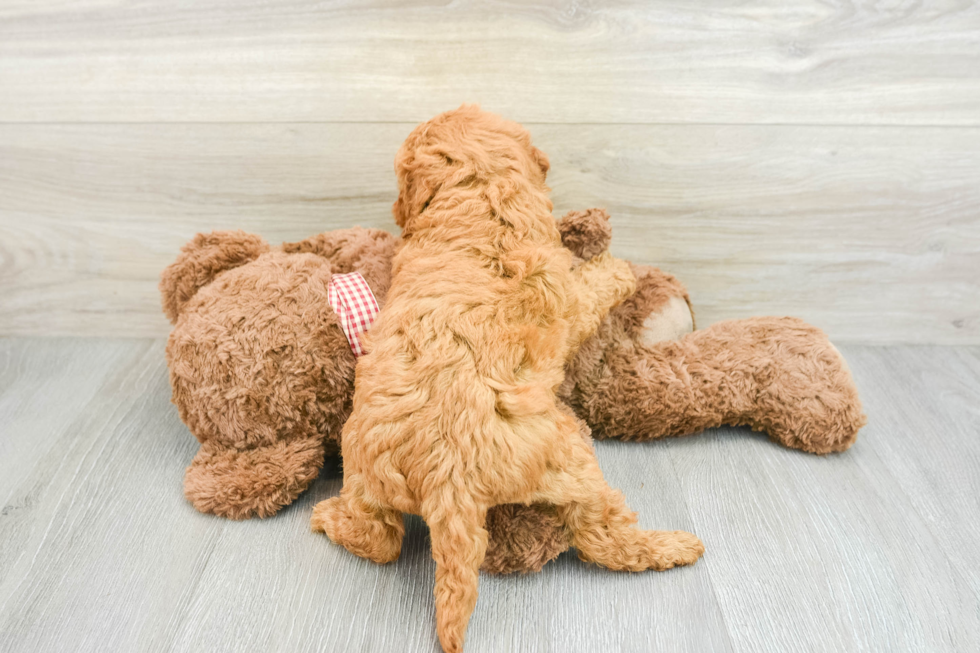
312 106 704 652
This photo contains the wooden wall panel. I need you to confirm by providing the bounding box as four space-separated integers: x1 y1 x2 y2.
1 123 977 342
1 1 979 124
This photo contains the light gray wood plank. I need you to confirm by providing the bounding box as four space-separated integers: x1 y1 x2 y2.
2 124 977 343
0 339 726 652
840 346 980 598
0 339 225 652
0 338 147 506
166 446 731 653
1 339 979 651
1 0 979 124
663 345 980 652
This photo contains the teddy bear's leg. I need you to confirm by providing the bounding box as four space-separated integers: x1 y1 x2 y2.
583 317 866 454
532 414 704 571
480 503 569 574
311 473 405 564
184 436 328 520
630 264 695 345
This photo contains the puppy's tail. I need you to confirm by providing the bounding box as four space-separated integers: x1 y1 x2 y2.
160 230 269 323
424 488 488 653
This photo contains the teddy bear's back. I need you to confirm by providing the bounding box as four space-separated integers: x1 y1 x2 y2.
166 250 355 452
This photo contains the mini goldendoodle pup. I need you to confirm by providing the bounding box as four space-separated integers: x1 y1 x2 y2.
311 106 704 652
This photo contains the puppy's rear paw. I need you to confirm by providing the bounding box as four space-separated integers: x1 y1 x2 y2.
311 496 403 564
310 497 341 534
645 530 705 570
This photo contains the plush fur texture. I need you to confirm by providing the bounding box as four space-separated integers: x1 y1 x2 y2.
561 309 866 454
309 106 704 653
164 228 395 519
481 404 595 575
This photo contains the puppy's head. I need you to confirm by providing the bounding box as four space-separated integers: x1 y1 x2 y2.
392 105 550 228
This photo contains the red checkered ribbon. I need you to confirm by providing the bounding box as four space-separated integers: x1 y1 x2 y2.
327 272 380 357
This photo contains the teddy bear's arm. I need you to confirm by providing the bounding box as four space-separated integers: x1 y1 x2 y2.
556 208 613 260
283 227 397 304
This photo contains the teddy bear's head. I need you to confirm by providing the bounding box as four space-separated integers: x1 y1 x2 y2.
161 229 394 519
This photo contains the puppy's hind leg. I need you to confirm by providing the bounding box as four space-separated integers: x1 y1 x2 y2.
311 473 404 564
539 419 704 571
560 478 704 571
423 488 489 653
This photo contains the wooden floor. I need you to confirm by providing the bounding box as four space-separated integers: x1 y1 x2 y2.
0 338 977 652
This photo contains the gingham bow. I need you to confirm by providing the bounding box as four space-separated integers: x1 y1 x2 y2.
326 272 380 357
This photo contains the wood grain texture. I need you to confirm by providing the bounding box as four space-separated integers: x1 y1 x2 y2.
664 343 980 652
1 123 977 342
1 339 978 652
1 0 979 124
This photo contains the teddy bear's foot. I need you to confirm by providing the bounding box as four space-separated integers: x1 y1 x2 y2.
752 338 866 454
582 316 865 454
311 485 404 564
481 503 570 574
184 437 326 520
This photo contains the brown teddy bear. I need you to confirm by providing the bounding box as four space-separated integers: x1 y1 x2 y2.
161 209 864 574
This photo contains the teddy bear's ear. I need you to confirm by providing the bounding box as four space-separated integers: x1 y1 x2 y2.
556 208 613 260
160 230 269 324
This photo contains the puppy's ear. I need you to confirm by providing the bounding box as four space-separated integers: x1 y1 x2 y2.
393 169 439 229
532 147 550 177
393 130 439 228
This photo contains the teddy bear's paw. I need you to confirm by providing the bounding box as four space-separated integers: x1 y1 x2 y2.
639 295 695 345
748 321 866 454
184 438 325 520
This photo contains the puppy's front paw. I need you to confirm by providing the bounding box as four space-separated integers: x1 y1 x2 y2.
587 252 637 306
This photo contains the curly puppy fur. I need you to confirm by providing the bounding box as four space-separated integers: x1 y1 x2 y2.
482 404 595 575
163 224 578 570
310 106 704 653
